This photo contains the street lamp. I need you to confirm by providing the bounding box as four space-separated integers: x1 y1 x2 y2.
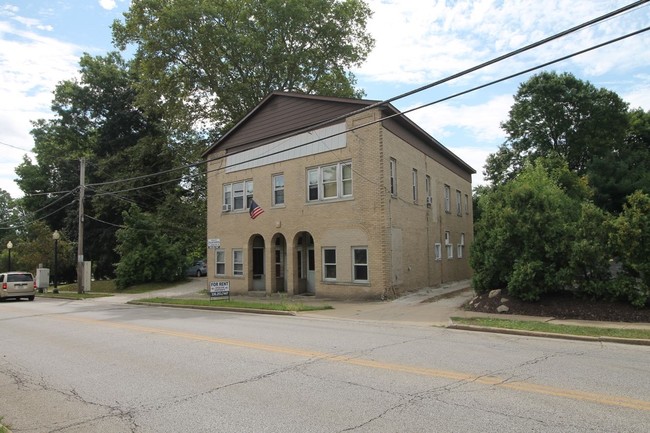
52 231 60 294
6 241 12 272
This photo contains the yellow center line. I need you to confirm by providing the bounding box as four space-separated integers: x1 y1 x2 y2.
58 314 650 412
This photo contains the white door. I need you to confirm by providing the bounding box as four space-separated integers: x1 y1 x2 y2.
307 247 315 294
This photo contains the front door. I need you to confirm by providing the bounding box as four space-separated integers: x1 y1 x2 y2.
252 246 265 291
307 247 315 294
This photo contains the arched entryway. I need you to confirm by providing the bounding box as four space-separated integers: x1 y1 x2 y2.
271 234 287 293
250 234 265 292
293 232 315 295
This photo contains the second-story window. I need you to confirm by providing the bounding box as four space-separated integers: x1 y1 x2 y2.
273 174 285 206
223 180 253 211
456 190 462 216
444 185 451 213
307 161 352 202
389 158 397 196
412 169 418 202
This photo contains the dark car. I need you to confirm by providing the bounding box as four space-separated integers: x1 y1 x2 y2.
186 260 207 277
0 272 36 301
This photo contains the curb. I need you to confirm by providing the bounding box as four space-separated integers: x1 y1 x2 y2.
127 301 297 316
446 323 650 346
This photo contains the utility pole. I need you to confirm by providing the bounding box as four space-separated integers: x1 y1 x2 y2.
77 158 85 294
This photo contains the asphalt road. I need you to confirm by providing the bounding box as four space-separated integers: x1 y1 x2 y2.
1 295 649 432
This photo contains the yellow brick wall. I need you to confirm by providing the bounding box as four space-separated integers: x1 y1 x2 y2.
205 108 472 300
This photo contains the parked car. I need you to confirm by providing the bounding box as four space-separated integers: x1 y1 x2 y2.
0 272 36 301
186 260 207 277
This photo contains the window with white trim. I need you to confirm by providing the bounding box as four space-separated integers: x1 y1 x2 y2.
233 249 243 276
444 185 451 213
425 175 431 198
215 250 225 276
307 162 352 202
352 247 368 282
445 231 453 259
465 194 470 215
457 233 465 259
323 248 337 280
412 169 418 202
223 180 254 211
456 190 462 216
389 158 397 196
434 243 442 261
272 174 284 206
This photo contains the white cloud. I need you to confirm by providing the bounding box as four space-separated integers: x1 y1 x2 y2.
0 17 82 197
451 146 492 187
99 0 117 11
405 94 512 145
359 0 650 85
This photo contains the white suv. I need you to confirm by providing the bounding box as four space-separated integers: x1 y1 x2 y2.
0 272 36 301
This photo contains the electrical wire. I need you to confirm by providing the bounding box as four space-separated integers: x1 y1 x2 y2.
80 0 650 194
0 200 77 231
197 24 650 180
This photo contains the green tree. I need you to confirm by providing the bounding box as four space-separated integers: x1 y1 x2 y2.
569 202 612 298
589 108 650 213
114 205 185 289
609 191 650 307
472 161 578 301
485 71 629 185
17 53 204 279
112 0 374 134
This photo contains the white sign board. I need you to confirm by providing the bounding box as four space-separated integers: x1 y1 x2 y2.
209 281 230 299
207 238 221 249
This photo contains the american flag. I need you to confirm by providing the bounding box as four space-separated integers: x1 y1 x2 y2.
249 199 264 219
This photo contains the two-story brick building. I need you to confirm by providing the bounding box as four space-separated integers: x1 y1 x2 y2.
203 92 474 300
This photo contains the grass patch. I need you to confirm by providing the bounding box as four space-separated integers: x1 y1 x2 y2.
0 417 9 433
135 297 333 312
451 317 650 340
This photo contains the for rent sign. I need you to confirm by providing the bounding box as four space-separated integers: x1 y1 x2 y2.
209 281 230 300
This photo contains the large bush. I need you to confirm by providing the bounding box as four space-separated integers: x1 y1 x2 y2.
471 162 577 301
114 205 185 290
609 191 650 307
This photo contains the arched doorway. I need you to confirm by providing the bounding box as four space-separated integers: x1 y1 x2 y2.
294 232 315 295
250 235 265 291
272 234 287 293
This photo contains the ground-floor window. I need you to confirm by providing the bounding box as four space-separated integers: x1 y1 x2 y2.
457 233 465 259
445 231 453 259
352 247 368 282
215 250 225 276
233 249 243 276
323 248 337 280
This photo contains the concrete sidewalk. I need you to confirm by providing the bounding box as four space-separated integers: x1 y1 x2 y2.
105 278 650 344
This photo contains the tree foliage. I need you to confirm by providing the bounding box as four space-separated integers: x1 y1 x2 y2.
114 205 185 289
485 71 629 186
472 161 578 301
609 191 650 307
17 53 205 280
112 0 374 133
589 108 650 213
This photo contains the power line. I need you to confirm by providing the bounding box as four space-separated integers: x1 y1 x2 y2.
200 26 649 176
85 20 649 201
0 140 33 153
14 0 649 200
79 0 649 194
0 200 77 231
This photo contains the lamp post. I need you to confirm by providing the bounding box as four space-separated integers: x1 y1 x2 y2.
52 231 60 294
6 241 12 272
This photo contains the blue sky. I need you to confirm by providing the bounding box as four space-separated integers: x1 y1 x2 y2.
1 0 649 198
